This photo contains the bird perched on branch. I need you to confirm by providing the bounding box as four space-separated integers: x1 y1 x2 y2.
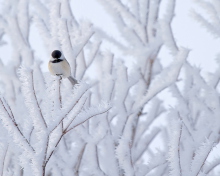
48 50 78 85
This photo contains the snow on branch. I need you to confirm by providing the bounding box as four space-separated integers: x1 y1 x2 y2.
190 140 216 176
135 48 188 110
160 0 178 55
0 0 219 175
168 111 182 176
65 103 111 133
18 67 47 130
191 10 220 37
0 97 34 153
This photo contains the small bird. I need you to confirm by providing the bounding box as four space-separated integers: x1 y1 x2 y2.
48 50 78 85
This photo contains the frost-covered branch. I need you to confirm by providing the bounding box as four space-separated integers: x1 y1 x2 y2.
0 0 217 175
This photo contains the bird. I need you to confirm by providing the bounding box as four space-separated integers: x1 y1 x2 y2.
48 50 78 85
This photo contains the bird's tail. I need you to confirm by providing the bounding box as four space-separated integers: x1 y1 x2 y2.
68 76 78 86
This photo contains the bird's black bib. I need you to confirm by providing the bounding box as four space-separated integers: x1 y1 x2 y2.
51 59 63 63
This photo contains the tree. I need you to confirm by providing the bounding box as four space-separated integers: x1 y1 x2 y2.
0 0 218 176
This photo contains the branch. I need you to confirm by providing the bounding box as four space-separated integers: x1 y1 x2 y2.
1 97 15 122
58 77 62 108
1 145 8 176
160 0 178 55
31 71 47 128
45 107 110 168
65 107 111 133
178 113 194 141
134 48 188 111
0 98 35 152
147 0 161 41
75 31 95 59
64 98 87 131
44 133 64 169
49 86 89 133
195 142 217 176
81 41 102 79
95 144 106 175
178 124 182 176
134 128 160 163
74 143 87 175
204 159 220 174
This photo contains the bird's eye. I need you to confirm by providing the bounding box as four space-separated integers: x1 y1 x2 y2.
51 50 62 58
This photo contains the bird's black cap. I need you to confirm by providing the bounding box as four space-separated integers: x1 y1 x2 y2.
51 50 62 59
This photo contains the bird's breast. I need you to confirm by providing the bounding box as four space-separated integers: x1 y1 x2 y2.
48 59 71 78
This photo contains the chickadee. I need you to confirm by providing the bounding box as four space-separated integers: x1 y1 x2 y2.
48 50 78 85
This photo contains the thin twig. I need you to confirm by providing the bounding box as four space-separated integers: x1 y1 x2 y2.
45 108 111 168
65 108 111 133
134 129 160 163
129 142 135 175
0 98 35 152
2 97 15 122
64 98 87 130
74 143 87 176
59 77 62 108
44 133 64 168
1 145 8 176
28 127 34 143
205 160 220 174
95 145 106 175
121 114 134 136
65 19 76 77
117 0 141 23
178 124 183 176
31 71 47 128
196 142 216 176
49 88 89 134
78 49 86 80
178 113 195 141
43 135 50 170
145 58 154 89
87 42 102 68
75 32 95 59
145 0 150 43
81 41 101 79
130 111 142 148
44 92 87 167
